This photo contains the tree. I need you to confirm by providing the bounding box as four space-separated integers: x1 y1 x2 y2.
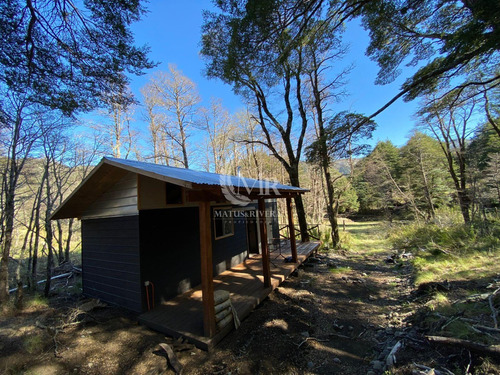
399 131 451 220
0 0 154 116
483 88 500 139
419 95 478 224
307 112 375 246
0 0 154 304
200 98 235 174
202 0 338 241
141 84 169 165
141 66 200 168
353 141 405 218
360 0 500 106
0 96 49 303
91 86 139 159
467 122 500 212
484 153 500 205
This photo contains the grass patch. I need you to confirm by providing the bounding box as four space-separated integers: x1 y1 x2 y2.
329 266 351 274
425 292 449 311
389 213 500 286
23 334 45 354
26 294 49 309
344 220 390 254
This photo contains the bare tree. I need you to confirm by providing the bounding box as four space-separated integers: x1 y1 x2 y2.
419 96 478 224
91 86 139 159
142 65 200 168
233 109 264 179
141 84 169 164
199 98 235 174
0 94 50 303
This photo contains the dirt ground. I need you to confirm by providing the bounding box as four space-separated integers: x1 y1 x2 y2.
1 220 500 375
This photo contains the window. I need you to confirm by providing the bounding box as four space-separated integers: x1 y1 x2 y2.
213 208 234 239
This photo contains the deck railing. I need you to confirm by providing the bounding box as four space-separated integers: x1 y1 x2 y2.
278 223 321 241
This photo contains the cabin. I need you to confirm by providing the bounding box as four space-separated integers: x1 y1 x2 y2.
51 157 320 349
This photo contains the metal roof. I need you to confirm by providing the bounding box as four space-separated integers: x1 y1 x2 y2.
50 157 308 220
104 157 307 192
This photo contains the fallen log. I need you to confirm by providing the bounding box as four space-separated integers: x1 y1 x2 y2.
488 288 500 329
8 268 81 294
159 343 183 374
386 340 402 368
426 335 500 357
474 324 500 334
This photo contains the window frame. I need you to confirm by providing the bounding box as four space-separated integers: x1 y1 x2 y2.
213 207 235 240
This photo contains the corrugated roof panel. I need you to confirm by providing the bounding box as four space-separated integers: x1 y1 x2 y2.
104 157 307 192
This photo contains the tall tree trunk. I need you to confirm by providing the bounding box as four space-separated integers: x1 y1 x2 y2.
31 169 47 290
0 189 15 302
64 218 74 263
179 123 189 169
323 165 340 246
418 153 436 219
56 220 64 264
288 167 310 242
0 114 24 303
44 162 54 297
308 56 340 247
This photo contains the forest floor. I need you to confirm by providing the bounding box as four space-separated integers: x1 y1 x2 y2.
1 219 500 374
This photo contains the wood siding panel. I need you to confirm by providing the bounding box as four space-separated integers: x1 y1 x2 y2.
140 207 201 306
82 172 138 219
212 214 248 275
138 175 167 209
82 216 142 312
140 205 255 307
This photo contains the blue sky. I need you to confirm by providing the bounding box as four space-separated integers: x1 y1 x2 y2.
128 0 421 148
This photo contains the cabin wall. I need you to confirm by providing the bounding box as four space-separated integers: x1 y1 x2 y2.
138 175 167 209
82 172 138 219
139 205 252 306
81 216 142 312
212 211 248 275
139 207 201 306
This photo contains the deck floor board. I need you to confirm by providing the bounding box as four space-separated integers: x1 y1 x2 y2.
139 240 320 350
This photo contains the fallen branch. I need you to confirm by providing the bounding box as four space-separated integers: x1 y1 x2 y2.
386 340 402 368
327 332 351 339
468 324 499 341
413 363 454 375
297 337 329 348
474 324 500 334
426 335 500 357
488 288 500 329
159 343 183 374
8 269 80 294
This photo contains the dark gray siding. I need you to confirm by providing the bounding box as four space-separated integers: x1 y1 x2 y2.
212 213 248 275
81 216 142 312
139 206 251 304
139 207 201 305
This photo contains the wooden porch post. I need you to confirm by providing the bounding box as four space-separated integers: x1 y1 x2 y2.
258 197 271 287
286 196 298 263
199 200 216 337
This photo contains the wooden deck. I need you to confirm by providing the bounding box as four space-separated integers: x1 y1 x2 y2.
139 240 320 350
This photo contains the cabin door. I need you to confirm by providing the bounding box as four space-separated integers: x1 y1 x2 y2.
246 213 259 254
